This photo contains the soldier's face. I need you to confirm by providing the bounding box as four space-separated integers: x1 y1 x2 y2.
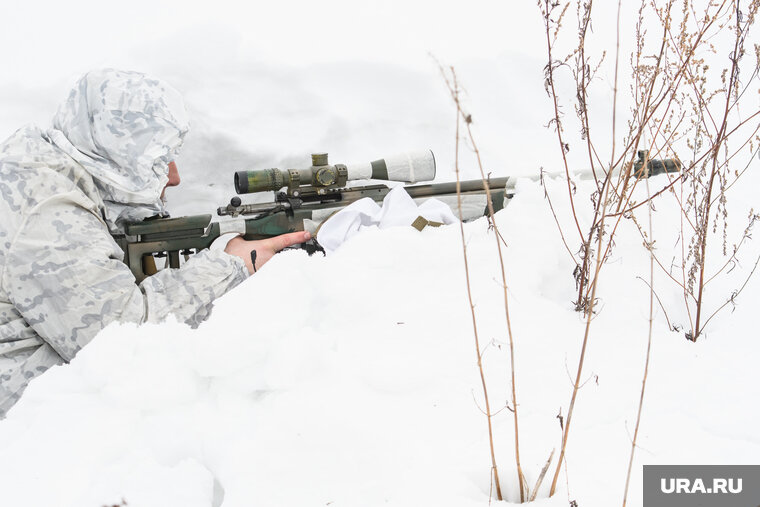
161 161 181 200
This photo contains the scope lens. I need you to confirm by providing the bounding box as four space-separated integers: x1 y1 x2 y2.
234 171 247 194
234 169 285 194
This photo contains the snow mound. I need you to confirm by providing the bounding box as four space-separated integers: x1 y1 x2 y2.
1 174 759 507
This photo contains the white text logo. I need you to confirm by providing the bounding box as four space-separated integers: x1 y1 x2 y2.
660 478 742 494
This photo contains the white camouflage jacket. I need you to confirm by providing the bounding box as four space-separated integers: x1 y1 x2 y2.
0 70 248 417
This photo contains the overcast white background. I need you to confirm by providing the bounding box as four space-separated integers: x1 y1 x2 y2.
0 0 615 197
2 2 759 507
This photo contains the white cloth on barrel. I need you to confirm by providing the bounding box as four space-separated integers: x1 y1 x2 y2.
316 186 458 253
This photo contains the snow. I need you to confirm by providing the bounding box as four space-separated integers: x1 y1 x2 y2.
1 1 759 506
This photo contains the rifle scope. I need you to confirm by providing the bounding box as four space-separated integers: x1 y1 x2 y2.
234 150 436 194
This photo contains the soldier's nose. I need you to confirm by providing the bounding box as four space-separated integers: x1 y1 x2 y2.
167 161 181 186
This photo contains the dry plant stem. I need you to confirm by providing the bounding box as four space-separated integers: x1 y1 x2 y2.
594 37 675 305
600 2 727 193
622 178 655 507
713 129 760 198
704 210 759 286
575 0 602 189
701 253 760 331
576 2 665 306
692 3 745 340
562 0 665 310
541 0 585 245
437 59 526 502
449 70 504 502
550 0 623 495
612 112 760 218
542 170 581 266
549 169 612 497
541 0 596 311
679 175 696 330
636 277 674 330
530 449 556 502
462 113 527 503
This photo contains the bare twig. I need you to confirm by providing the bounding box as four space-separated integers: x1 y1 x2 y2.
530 448 556 502
442 63 504 502
550 0 625 495
622 170 656 507
436 57 529 502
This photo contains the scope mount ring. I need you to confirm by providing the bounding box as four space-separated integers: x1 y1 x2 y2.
287 169 301 190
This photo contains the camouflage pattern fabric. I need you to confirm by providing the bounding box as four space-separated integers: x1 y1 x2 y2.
49 68 190 230
0 70 249 418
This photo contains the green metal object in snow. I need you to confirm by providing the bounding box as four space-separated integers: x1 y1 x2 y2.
633 150 681 179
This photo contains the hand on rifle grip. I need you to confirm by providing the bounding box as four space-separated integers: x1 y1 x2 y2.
224 231 312 275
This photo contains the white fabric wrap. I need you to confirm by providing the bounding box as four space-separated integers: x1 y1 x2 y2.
345 150 435 183
384 150 435 182
316 186 458 253
345 162 372 181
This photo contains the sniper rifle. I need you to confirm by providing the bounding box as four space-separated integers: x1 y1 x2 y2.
113 150 514 283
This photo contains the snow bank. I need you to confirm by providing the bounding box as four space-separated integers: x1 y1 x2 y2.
1 169 758 506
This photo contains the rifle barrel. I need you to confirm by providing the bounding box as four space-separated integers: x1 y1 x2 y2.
403 177 513 198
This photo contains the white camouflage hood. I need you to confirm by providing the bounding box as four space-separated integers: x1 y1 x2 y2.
47 69 190 229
